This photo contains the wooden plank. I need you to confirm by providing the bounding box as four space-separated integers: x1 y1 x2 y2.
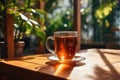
5 14 14 59
74 0 81 51
0 61 66 80
39 1 44 10
0 49 120 80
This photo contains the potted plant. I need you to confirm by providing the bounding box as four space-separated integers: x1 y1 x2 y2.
0 0 46 57
14 11 46 56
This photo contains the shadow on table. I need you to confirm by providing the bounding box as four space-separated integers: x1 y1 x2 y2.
88 49 120 80
37 61 85 78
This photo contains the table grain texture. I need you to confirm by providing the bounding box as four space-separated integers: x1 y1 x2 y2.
0 49 120 80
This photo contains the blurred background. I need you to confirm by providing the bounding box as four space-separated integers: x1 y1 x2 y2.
0 0 120 57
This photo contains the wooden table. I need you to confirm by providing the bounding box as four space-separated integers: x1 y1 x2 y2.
0 49 120 80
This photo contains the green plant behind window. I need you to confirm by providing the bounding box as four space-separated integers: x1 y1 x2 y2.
0 0 46 43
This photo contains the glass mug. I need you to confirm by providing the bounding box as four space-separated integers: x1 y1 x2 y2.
46 31 78 62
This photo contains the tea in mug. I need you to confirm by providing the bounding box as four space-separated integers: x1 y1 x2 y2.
54 36 77 61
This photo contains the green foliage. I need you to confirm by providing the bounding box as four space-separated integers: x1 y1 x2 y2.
13 9 46 42
44 0 74 37
46 10 73 37
0 0 46 43
92 0 118 43
81 0 118 43
44 0 59 13
95 0 116 27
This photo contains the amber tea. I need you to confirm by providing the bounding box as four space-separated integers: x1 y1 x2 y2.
55 36 77 61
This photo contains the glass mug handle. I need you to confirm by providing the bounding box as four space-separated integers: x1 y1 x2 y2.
46 36 55 54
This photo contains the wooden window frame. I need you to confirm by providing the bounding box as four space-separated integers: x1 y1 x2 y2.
74 0 81 51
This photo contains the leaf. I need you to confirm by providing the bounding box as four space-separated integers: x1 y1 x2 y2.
26 0 31 8
32 9 45 19
35 29 46 43
29 19 39 26
22 25 27 32
36 9 46 14
0 2 4 12
27 20 32 26
14 24 19 28
30 27 36 34
20 13 28 21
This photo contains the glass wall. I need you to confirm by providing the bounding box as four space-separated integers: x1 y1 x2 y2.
81 0 120 49
0 0 120 58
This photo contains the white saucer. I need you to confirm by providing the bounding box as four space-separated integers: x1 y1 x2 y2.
48 55 85 64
